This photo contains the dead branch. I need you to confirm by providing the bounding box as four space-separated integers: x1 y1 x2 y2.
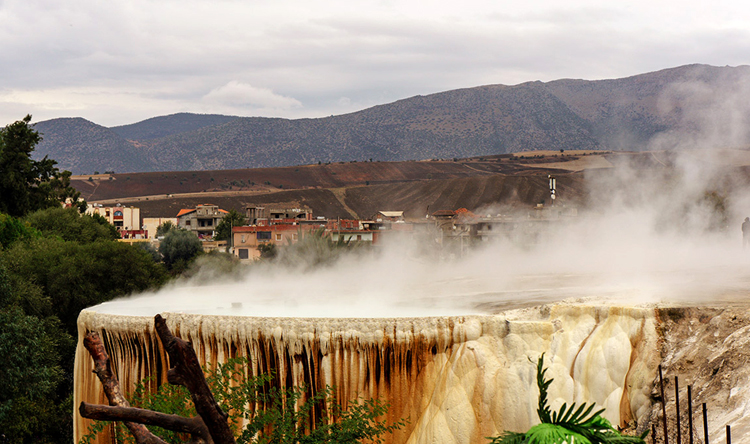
154 314 236 444
79 315 236 444
79 403 207 436
82 331 169 444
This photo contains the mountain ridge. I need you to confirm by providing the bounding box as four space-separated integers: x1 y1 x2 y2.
32 64 750 174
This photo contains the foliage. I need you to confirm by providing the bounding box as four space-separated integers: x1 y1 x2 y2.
0 289 68 444
270 228 367 269
215 209 247 241
0 212 41 249
159 228 202 272
0 115 83 217
179 250 244 280
488 354 647 444
2 237 168 334
156 220 177 238
81 357 405 444
133 241 162 262
24 207 120 243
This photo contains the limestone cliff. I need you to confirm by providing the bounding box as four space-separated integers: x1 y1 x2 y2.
74 304 658 443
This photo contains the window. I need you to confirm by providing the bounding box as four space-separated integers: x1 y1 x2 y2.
257 231 272 240
114 210 123 217
357 234 362 241
207 219 213 226
241 235 246 243
186 220 191 226
275 233 282 241
238 249 249 259
292 233 298 240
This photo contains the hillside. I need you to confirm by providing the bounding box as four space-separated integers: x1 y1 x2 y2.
70 151 607 219
36 64 750 174
110 113 239 141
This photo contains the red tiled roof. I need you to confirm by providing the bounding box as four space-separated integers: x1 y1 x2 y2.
176 209 195 217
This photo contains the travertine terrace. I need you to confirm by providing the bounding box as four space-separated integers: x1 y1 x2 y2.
74 303 659 444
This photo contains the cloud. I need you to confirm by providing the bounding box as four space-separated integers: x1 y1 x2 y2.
2 0 750 126
201 81 302 113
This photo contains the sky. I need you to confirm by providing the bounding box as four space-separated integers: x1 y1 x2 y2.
2 0 750 128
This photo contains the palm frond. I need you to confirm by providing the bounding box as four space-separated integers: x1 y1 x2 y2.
488 355 647 444
536 354 553 424
526 423 592 444
488 431 527 444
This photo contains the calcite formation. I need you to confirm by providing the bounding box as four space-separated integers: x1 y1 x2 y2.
74 304 658 444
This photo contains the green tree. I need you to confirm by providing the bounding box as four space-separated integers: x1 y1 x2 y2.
159 229 202 272
270 228 367 269
2 237 168 334
0 307 66 444
488 355 647 444
215 209 247 241
0 260 70 444
24 207 120 243
0 115 83 217
0 212 41 249
156 220 177 238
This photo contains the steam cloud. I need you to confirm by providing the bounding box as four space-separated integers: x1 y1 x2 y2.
92 76 750 318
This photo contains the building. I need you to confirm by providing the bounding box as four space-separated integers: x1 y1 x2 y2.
86 204 145 238
246 203 313 225
176 204 228 238
232 225 312 260
372 211 405 223
142 217 178 240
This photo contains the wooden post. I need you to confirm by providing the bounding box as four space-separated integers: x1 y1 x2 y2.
687 385 694 444
660 365 669 444
703 403 709 444
675 376 681 444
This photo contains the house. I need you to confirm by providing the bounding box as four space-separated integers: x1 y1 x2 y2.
246 203 313 225
86 204 144 238
330 230 375 243
142 217 178 239
372 211 404 223
176 204 228 238
232 225 313 260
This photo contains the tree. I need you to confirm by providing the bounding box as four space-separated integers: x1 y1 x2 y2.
24 207 120 243
0 115 83 217
159 229 202 272
0 212 41 249
2 237 168 334
156 221 177 238
0 260 70 444
215 209 247 241
269 228 367 269
488 354 647 444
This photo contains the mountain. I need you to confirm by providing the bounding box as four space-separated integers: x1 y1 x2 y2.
110 113 239 141
33 64 750 174
32 118 150 173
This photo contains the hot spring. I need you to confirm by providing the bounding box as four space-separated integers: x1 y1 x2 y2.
74 206 750 444
74 260 686 444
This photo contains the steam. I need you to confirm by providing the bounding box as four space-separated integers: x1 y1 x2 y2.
91 75 750 318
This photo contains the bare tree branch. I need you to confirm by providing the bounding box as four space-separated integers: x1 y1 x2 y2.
154 314 236 444
79 403 208 436
79 315 236 444
82 331 169 444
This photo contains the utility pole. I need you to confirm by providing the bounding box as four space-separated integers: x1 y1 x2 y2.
548 175 556 205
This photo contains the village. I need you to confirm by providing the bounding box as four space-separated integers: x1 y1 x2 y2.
85 196 578 261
